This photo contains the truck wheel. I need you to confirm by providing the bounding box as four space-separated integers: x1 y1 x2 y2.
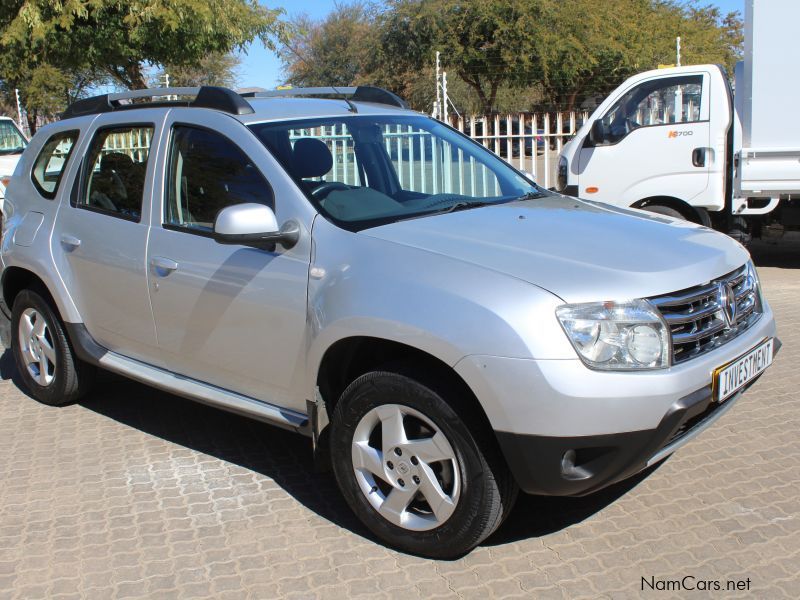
11 289 95 406
329 368 517 558
728 216 752 246
641 204 685 220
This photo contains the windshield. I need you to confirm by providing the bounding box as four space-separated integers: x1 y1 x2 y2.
249 115 543 230
0 120 27 156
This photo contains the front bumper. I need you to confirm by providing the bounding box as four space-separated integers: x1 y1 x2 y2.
494 365 776 496
454 304 778 496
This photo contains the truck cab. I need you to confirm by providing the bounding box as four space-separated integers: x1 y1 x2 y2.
557 64 732 224
0 117 29 216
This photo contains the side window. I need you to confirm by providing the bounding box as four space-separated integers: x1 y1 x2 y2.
165 126 273 232
597 75 703 145
77 125 154 221
31 130 79 199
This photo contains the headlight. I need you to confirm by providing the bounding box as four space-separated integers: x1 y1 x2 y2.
556 299 670 370
556 155 568 192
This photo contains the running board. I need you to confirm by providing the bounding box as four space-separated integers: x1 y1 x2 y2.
65 323 309 435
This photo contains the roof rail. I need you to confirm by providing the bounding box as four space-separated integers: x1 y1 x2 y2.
61 86 254 120
240 86 409 109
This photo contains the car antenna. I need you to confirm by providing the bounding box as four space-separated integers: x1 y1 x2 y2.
332 86 358 113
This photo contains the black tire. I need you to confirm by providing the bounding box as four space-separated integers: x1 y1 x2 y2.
641 203 686 220
330 367 517 558
11 289 95 406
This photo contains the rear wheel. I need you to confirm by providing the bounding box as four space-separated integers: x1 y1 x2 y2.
11 289 94 406
330 368 517 558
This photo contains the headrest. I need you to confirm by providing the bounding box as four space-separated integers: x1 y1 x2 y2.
292 138 333 179
100 152 134 173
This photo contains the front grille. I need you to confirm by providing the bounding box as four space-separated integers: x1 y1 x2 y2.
649 264 762 364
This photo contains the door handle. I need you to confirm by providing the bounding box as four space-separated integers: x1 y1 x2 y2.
60 234 81 251
150 256 179 276
692 147 706 168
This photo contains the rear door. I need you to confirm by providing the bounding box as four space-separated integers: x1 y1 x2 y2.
51 111 165 360
577 70 720 208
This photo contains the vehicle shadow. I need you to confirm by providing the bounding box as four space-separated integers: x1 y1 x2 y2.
749 239 800 269
484 463 662 547
2 349 663 556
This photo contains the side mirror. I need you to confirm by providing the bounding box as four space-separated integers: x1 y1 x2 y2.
213 203 299 250
588 120 606 146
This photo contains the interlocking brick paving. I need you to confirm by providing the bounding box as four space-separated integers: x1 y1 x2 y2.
1 241 797 599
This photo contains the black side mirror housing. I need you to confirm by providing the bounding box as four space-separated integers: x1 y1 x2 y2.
589 120 606 146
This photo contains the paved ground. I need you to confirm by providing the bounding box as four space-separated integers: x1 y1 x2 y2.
0 241 798 599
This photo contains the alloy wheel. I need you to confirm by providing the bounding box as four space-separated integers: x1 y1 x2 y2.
351 403 460 531
18 307 56 386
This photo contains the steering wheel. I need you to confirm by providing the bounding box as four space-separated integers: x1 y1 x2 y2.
89 191 119 212
311 181 350 200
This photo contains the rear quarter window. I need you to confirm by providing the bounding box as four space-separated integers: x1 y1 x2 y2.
31 130 80 199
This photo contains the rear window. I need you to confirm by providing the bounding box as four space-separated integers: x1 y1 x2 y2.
31 130 79 200
76 125 154 222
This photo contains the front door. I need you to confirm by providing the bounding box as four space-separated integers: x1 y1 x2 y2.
52 114 163 359
577 72 713 207
146 111 312 410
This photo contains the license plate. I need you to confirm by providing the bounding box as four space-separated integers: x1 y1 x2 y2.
714 338 774 402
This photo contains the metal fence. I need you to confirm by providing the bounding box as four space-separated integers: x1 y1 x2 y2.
448 112 588 188
287 111 587 192
61 111 586 191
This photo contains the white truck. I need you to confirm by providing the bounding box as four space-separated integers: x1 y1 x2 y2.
556 0 799 243
0 116 29 215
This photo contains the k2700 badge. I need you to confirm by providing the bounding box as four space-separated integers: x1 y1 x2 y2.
668 130 694 138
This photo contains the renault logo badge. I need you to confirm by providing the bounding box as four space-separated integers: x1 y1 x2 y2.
718 281 737 328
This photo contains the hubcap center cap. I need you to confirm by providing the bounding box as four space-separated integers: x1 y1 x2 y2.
396 461 410 475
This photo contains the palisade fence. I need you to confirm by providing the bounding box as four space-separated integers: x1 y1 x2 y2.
75 111 587 190
448 112 588 188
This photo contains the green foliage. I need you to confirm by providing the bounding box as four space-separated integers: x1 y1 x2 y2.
157 53 242 88
278 2 380 88
280 0 743 115
1 0 286 89
0 1 287 131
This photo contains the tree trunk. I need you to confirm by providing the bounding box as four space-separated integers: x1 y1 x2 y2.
459 72 491 114
106 62 148 90
565 89 579 112
26 109 37 136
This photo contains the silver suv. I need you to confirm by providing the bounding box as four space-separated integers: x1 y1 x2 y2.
0 86 779 558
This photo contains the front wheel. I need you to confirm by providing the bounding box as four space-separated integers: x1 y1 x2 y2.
640 203 685 220
330 369 517 558
11 289 94 406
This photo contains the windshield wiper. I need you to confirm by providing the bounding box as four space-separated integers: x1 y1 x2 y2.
514 191 546 201
434 200 495 214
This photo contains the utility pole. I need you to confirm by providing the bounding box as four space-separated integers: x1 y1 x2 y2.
442 72 449 122
14 88 23 128
434 51 442 120
676 36 681 67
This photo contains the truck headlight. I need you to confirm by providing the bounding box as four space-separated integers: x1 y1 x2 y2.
556 155 568 192
556 300 670 370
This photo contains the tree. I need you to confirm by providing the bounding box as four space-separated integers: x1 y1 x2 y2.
532 0 743 111
1 1 287 90
157 53 242 88
278 2 380 88
379 0 743 113
380 0 544 114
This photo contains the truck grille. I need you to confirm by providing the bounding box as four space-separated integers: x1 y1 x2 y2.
649 264 762 365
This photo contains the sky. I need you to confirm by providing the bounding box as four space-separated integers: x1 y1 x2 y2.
237 0 746 90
